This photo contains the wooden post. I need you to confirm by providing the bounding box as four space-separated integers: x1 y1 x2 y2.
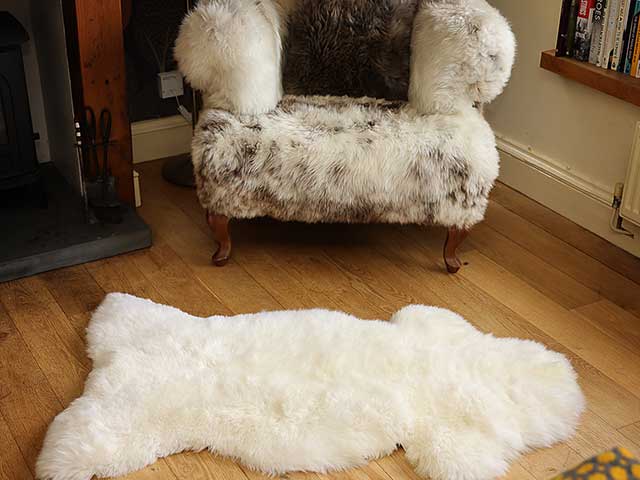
65 0 135 205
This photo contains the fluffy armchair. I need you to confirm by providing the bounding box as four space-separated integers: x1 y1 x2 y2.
174 0 515 273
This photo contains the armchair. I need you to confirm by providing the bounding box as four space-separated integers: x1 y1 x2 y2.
174 0 515 272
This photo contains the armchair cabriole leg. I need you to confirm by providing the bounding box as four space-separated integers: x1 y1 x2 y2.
443 227 469 274
206 213 232 267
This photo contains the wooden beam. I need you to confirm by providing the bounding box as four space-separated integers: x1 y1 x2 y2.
71 0 134 205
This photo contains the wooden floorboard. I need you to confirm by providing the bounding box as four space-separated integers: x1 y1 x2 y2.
573 300 640 356
0 298 62 476
39 266 106 338
490 182 640 286
468 223 601 310
0 278 90 406
0 413 33 480
620 422 640 450
483 201 640 317
2 159 639 480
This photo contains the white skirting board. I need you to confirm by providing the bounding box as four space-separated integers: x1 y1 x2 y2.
496 137 640 258
131 115 192 164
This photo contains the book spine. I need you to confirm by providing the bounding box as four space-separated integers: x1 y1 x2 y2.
575 0 598 60
601 0 623 67
598 0 616 65
632 15 640 74
624 1 640 73
590 0 609 63
557 0 575 55
566 0 581 55
612 0 633 70
635 33 640 75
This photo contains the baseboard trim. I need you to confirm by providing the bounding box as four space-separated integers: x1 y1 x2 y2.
496 137 640 258
496 137 613 205
131 115 192 164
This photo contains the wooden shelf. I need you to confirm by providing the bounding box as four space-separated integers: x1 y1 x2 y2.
540 49 640 107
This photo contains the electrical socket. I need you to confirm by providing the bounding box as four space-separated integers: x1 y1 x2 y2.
157 71 184 99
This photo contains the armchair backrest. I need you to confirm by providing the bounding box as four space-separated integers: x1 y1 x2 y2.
175 0 515 116
282 0 420 100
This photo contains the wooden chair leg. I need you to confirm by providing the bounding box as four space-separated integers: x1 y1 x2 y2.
206 213 231 267
443 227 469 274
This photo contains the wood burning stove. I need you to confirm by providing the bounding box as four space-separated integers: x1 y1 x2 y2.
0 12 39 193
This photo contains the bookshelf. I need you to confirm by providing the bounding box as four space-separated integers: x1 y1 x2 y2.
540 50 640 108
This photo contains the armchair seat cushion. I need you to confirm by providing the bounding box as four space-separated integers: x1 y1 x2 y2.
193 95 499 229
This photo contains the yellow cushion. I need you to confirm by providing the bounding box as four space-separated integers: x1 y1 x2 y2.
553 448 640 480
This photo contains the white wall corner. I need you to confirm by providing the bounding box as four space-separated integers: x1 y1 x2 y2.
496 136 640 258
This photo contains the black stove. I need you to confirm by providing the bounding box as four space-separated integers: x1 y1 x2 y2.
0 11 40 194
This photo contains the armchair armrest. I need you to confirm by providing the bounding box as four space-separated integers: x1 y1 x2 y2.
174 0 284 115
409 0 516 115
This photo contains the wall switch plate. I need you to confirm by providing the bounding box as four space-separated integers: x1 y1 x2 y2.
157 71 184 99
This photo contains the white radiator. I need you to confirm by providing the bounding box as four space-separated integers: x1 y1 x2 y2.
622 122 640 228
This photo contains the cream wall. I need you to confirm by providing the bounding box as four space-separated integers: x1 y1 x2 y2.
486 0 640 256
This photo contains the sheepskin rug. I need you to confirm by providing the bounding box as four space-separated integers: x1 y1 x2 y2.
37 294 585 480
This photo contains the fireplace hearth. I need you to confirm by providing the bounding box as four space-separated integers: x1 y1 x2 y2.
0 7 151 283
0 12 41 195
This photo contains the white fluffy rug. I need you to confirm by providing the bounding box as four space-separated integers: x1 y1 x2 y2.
37 294 585 480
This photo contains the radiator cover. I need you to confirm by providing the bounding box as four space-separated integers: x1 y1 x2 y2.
622 122 640 228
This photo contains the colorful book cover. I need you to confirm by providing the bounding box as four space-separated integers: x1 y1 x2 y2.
632 38 640 75
601 0 623 67
575 0 598 60
612 0 633 70
632 18 640 74
589 0 609 63
557 0 575 56
623 0 640 72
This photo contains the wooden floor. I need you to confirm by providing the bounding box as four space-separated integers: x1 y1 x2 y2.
2 158 640 480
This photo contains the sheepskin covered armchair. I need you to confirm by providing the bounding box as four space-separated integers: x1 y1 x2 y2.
174 0 515 273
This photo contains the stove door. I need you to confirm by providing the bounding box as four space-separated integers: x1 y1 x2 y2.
0 48 38 189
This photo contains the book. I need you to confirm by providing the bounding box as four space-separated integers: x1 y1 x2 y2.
557 0 576 56
600 0 623 67
566 0 581 55
631 13 640 74
589 0 609 63
618 0 634 71
597 0 616 65
612 0 633 70
635 31 640 75
575 0 598 60
623 0 640 72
